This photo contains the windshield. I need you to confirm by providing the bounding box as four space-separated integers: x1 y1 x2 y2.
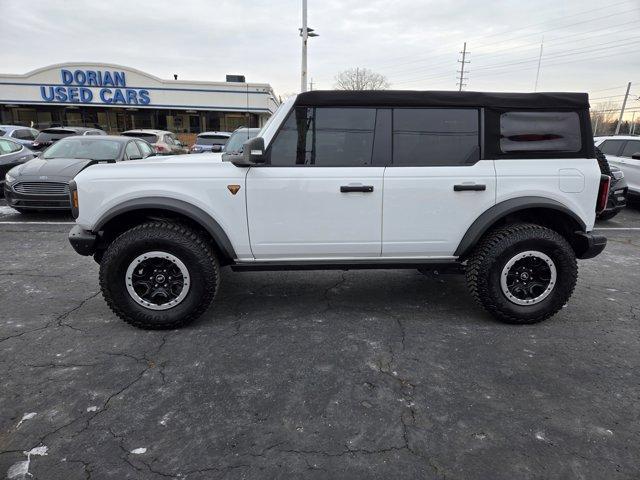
122 132 159 143
224 128 260 153
196 134 229 146
43 137 122 161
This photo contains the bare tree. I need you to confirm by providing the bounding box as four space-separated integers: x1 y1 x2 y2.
334 67 390 90
591 100 620 135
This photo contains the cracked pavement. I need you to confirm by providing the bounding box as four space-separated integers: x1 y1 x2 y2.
1 204 640 479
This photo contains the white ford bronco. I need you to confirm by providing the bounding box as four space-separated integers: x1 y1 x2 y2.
68 90 609 329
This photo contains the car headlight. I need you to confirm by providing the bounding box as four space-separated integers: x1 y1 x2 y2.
5 172 16 184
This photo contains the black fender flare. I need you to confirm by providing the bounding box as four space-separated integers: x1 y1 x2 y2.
94 197 237 260
454 196 587 258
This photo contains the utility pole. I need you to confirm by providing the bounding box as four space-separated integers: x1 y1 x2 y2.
534 37 544 92
299 0 318 93
593 114 599 136
457 42 470 91
309 78 314 91
630 111 636 135
615 82 632 135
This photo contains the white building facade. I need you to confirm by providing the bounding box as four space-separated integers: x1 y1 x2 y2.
0 63 279 133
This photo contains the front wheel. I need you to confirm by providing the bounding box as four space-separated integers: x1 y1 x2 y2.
99 221 220 329
466 223 577 324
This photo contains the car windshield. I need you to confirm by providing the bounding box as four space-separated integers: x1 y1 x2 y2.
122 132 159 143
224 128 260 153
196 135 229 146
43 138 122 161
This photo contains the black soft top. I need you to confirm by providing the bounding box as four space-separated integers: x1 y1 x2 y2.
295 90 590 110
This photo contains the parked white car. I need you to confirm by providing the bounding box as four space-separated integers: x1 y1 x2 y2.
594 136 640 198
67 91 609 329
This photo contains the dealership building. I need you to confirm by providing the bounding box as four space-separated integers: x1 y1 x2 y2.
0 63 279 134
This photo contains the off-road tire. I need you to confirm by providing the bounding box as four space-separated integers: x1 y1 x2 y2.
466 223 577 324
99 221 220 329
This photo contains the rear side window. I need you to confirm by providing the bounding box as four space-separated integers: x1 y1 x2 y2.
392 109 479 166
598 139 625 156
0 129 6 136
500 111 581 153
270 107 376 167
0 139 22 154
621 140 640 158
135 140 154 157
125 141 142 160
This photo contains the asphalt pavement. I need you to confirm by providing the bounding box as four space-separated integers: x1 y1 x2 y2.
1 200 639 480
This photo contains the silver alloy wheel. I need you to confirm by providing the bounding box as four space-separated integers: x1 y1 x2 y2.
125 251 190 310
500 250 557 306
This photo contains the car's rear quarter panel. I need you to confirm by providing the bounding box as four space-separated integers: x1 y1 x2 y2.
494 158 600 231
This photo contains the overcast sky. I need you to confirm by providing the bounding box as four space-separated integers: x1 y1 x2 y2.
1 0 639 116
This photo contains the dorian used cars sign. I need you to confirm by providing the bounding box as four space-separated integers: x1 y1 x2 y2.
39 69 151 105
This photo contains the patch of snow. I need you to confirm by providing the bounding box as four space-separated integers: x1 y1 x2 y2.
86 406 98 412
16 412 37 428
131 448 147 454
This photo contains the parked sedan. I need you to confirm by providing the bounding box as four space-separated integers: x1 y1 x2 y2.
0 138 37 197
31 126 107 152
190 131 231 153
122 129 188 155
4 136 154 213
0 125 39 150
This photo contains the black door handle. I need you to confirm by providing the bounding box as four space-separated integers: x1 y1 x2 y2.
340 185 374 193
453 184 486 192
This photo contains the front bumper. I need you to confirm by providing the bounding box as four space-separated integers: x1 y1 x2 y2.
4 184 71 210
574 232 607 260
69 225 97 256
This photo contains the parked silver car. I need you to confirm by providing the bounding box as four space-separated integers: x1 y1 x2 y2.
122 129 188 155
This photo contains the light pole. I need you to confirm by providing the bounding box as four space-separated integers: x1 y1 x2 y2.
300 0 318 92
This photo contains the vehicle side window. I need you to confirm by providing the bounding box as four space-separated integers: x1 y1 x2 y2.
392 108 479 166
135 140 153 157
165 135 175 145
621 140 640 158
499 111 581 153
598 139 625 156
269 107 376 167
0 139 21 154
125 141 142 160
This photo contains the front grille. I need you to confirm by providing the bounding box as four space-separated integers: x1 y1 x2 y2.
13 182 69 196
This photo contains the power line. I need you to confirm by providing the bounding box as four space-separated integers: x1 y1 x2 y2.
367 0 637 71
383 21 640 81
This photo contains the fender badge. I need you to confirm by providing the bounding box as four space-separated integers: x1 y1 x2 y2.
227 184 241 195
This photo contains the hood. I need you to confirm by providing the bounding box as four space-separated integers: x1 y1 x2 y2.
136 153 224 164
14 157 106 179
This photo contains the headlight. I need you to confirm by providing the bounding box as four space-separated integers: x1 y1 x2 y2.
5 173 16 184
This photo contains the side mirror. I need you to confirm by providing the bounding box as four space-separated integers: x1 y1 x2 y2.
223 137 266 166
211 145 223 152
632 152 640 160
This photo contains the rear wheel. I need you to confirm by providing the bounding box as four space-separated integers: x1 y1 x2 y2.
466 223 577 324
99 221 220 329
